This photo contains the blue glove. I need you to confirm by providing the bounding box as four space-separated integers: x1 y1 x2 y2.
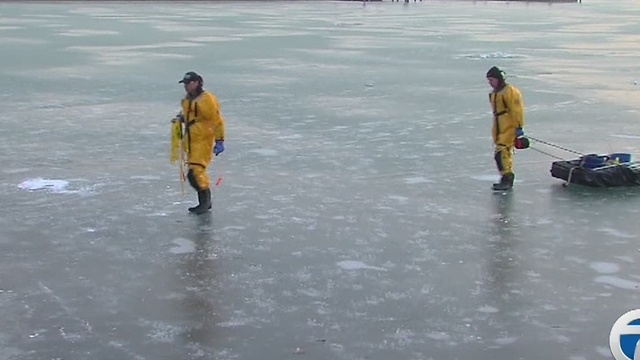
515 127 524 138
213 140 224 156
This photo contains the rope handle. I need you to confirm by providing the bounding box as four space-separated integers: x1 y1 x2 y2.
527 136 585 157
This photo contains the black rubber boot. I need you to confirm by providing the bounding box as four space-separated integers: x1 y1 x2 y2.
187 191 201 212
492 173 515 191
188 188 212 214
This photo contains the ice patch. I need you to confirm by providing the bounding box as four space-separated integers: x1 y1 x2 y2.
388 195 409 203
390 328 414 346
565 256 587 264
336 260 386 271
456 52 524 60
187 36 242 43
594 276 639 290
249 148 279 156
477 305 499 313
65 42 199 65
554 335 572 343
298 288 322 297
18 178 69 193
0 37 46 44
471 174 500 182
67 42 201 52
57 29 119 37
589 262 620 274
217 317 252 327
427 332 450 341
597 227 635 239
148 212 168 217
145 321 182 343
494 336 518 345
4 168 31 174
169 238 195 254
39 24 69 29
404 176 433 184
610 134 640 139
130 175 161 180
334 22 364 27
277 134 303 140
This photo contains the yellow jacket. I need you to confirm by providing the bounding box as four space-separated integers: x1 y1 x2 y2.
489 84 524 146
180 90 225 167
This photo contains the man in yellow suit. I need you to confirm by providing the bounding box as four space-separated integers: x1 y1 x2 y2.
176 71 225 214
486 66 524 191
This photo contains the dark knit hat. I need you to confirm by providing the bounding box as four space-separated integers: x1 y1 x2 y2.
486 66 505 81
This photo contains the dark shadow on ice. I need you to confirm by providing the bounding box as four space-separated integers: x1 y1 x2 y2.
176 214 220 351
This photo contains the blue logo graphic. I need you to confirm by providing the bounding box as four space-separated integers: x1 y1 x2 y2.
610 309 640 360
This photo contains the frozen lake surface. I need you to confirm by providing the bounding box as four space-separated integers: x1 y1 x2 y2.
1 0 640 359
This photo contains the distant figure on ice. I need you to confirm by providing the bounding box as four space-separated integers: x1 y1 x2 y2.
172 71 226 214
486 66 525 191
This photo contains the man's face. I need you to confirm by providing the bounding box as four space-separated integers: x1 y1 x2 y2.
487 76 500 90
184 80 199 94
